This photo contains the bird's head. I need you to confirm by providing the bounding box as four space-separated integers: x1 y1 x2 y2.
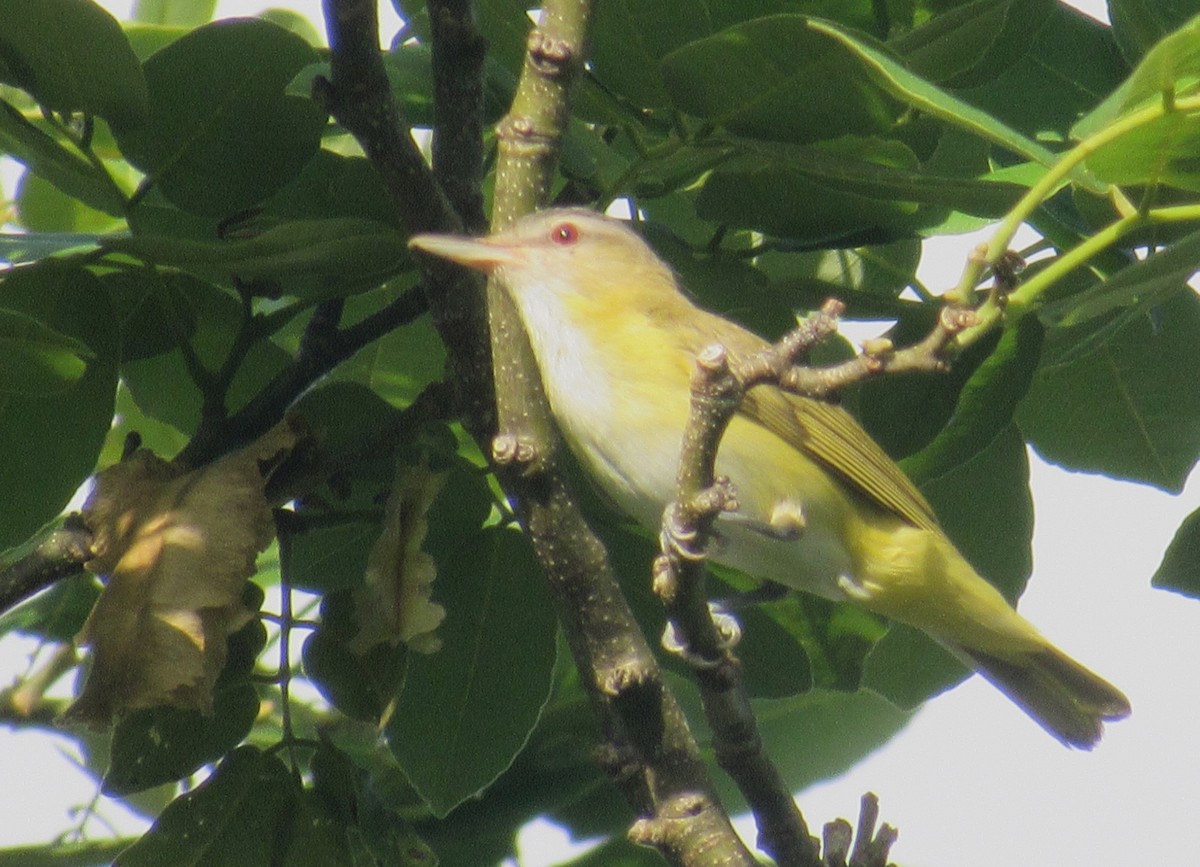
408 208 681 312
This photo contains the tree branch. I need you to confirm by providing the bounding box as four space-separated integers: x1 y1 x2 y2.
0 516 93 617
428 0 488 233
480 4 759 866
319 0 495 442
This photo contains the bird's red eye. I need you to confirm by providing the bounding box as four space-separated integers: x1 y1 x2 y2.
551 222 579 245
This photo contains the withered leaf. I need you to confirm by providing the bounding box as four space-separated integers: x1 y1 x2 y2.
349 459 447 656
63 420 300 727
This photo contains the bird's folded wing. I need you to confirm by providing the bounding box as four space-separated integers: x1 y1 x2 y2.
739 387 942 534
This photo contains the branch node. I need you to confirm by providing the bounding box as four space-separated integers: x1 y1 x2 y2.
526 30 575 75
660 603 741 670
491 432 538 468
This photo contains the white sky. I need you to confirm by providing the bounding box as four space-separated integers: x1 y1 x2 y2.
3 2 1199 867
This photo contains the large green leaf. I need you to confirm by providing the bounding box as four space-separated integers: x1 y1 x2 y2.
692 135 1026 241
119 279 290 435
804 18 1074 174
114 747 350 867
0 0 148 130
1018 288 1200 492
387 525 556 817
902 317 1043 485
0 307 94 394
894 0 1056 89
661 15 903 144
1153 506 1200 597
959 3 1130 143
0 261 118 550
589 0 713 110
1082 111 1200 191
133 0 218 27
116 18 326 217
102 218 410 301
1047 228 1200 328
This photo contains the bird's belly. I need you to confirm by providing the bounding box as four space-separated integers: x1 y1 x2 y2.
563 407 858 600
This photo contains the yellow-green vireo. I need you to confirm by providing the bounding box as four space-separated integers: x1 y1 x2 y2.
410 208 1130 748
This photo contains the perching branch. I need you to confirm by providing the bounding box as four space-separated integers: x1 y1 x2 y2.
656 296 974 865
481 4 758 866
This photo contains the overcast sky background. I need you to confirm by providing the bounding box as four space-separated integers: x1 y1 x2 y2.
2 2 1198 866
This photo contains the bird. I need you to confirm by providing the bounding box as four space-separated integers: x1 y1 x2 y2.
409 207 1131 748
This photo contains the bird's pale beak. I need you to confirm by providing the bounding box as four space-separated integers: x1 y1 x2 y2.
408 233 524 273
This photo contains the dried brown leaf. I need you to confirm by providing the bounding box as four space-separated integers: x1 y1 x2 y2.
63 420 300 727
350 460 447 656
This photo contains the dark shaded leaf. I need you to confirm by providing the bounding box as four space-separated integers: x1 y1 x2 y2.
0 307 94 394
662 15 903 144
0 0 148 130
1153 506 1200 597
387 528 555 817
1018 289 1200 492
0 261 118 550
113 747 345 867
1110 0 1200 64
590 0 713 110
102 218 411 301
115 18 325 216
960 3 1129 144
902 316 1043 485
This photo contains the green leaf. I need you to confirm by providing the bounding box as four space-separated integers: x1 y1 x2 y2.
693 135 1026 241
756 239 921 301
102 218 411 300
957 4 1130 144
1072 13 1200 141
0 0 148 130
895 0 1056 89
387 527 556 817
116 18 325 217
1153 507 1200 597
1051 229 1200 328
0 260 119 550
0 102 126 216
0 307 95 394
865 424 1033 706
103 682 261 796
590 0 713 109
303 606 408 722
902 316 1043 485
133 0 218 27
804 18 1075 174
671 674 912 808
1018 289 1200 492
662 15 903 144
120 279 290 435
1110 0 1200 64
115 747 315 867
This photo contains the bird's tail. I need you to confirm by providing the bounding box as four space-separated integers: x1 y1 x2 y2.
954 642 1131 749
